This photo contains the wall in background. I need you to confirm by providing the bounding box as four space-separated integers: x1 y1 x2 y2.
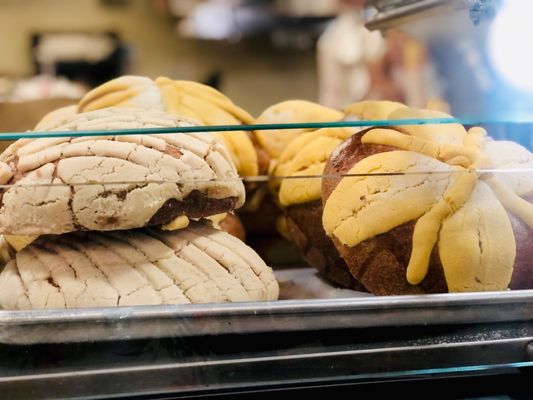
0 0 317 115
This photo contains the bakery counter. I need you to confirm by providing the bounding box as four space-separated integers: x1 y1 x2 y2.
1 79 533 398
0 303 532 397
0 269 532 398
1 269 533 345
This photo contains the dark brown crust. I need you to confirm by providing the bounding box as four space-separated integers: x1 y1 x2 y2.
508 194 533 290
322 128 448 295
286 200 366 290
322 127 401 200
238 188 281 235
333 222 447 295
148 191 239 226
219 213 246 241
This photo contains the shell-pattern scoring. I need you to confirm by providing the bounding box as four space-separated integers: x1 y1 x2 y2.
0 223 279 309
74 75 259 177
0 107 245 235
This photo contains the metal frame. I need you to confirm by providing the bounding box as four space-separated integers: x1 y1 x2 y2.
365 0 465 30
0 314 531 398
1 276 532 344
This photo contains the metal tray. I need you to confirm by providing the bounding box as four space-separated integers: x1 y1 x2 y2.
1 268 532 345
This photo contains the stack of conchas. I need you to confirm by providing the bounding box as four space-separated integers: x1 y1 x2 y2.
272 101 533 294
37 75 273 239
0 107 279 309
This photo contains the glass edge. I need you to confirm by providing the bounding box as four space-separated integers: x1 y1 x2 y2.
2 117 533 140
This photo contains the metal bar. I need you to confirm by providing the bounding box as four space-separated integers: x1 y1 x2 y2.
365 0 463 30
0 275 532 344
0 334 531 399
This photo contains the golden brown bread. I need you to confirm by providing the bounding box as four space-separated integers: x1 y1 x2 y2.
77 76 262 178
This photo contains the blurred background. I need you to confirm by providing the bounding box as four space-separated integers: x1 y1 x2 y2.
0 0 531 141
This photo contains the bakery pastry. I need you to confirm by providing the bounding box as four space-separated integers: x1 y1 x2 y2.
34 105 77 130
269 101 410 290
482 139 533 290
344 100 406 121
254 100 343 161
76 76 265 177
322 108 533 294
271 127 361 289
240 100 343 237
0 107 245 235
0 223 279 309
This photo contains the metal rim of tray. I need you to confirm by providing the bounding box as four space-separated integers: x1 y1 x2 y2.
2 289 533 322
365 0 464 30
0 289 532 344
0 289 532 324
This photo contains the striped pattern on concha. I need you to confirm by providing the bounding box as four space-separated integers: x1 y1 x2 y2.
0 223 279 309
0 108 245 235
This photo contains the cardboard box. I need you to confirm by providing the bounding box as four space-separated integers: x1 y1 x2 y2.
0 98 77 151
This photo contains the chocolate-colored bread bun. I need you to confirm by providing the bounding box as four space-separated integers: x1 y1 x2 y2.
322 129 447 295
286 200 364 290
271 127 363 288
508 201 533 290
323 126 533 295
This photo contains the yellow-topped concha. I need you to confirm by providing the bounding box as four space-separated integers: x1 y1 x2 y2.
322 110 533 295
273 100 415 206
74 75 260 177
274 127 355 206
344 100 406 121
254 100 343 160
270 127 362 289
269 101 416 290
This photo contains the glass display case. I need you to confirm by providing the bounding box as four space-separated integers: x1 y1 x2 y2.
0 1 533 399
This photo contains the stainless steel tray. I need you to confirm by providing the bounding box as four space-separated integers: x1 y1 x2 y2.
1 268 533 345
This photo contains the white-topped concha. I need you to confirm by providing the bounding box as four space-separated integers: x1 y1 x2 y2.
0 223 279 309
0 107 245 235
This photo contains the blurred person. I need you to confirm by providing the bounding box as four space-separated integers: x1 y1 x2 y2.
318 0 443 110
382 29 444 110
